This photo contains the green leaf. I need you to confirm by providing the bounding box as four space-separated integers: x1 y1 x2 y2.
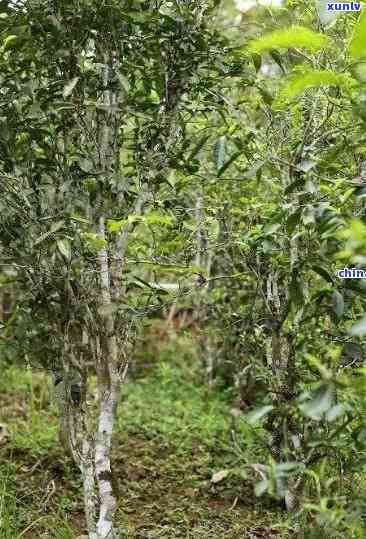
144 212 173 227
254 480 268 497
275 70 357 108
350 316 366 336
131 276 172 295
69 215 90 225
117 72 130 92
286 208 302 234
269 49 284 71
252 53 262 72
187 134 210 162
299 384 333 420
56 239 71 262
311 265 334 283
246 405 273 425
326 403 346 422
213 136 226 170
248 26 331 55
81 232 107 251
349 11 366 59
341 187 355 203
107 219 126 233
263 223 281 235
3 35 17 50
62 77 79 98
77 158 93 173
276 462 303 474
218 151 243 177
133 276 155 289
262 239 275 253
332 290 344 318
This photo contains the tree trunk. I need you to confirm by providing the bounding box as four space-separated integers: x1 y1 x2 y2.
90 215 124 539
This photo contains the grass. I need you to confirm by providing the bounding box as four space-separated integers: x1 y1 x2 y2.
0 335 293 538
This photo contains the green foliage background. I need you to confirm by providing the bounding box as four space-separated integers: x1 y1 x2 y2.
2 0 366 537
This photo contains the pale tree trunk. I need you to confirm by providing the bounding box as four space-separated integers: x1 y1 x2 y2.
93 216 125 539
84 50 125 538
81 438 98 538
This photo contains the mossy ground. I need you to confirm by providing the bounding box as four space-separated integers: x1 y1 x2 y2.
0 334 293 538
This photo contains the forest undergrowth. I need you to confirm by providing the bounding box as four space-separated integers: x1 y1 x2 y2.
0 331 295 539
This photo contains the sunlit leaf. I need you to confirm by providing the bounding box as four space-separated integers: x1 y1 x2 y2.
3 35 17 50
107 219 127 233
275 70 357 108
326 403 346 421
349 11 366 59
350 316 366 336
254 480 268 497
299 384 333 420
56 239 71 262
213 136 226 170
63 77 79 98
248 26 331 55
246 405 274 424
332 290 344 318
